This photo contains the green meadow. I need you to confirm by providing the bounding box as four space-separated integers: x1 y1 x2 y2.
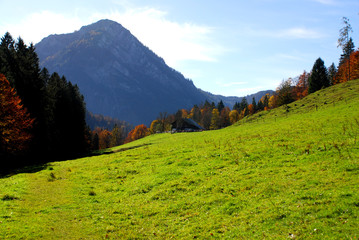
1 80 359 239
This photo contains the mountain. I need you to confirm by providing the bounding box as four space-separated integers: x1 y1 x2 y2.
35 19 271 125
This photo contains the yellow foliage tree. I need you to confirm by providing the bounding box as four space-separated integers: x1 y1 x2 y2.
229 110 240 124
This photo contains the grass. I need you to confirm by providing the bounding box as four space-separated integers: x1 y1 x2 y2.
1 80 359 239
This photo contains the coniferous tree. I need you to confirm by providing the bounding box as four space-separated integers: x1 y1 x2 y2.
0 32 90 165
217 100 225 113
308 58 329 94
233 102 240 112
251 97 257 112
339 38 355 65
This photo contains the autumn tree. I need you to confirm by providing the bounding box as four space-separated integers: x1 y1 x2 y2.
219 107 231 128
111 124 124 147
268 95 278 109
99 129 112 149
248 104 255 115
327 63 337 86
210 108 220 130
334 51 359 83
294 71 310 100
276 78 295 106
125 124 150 143
150 119 161 134
0 74 34 158
189 105 201 123
259 94 270 110
200 101 213 130
308 58 329 93
156 112 171 132
229 110 240 124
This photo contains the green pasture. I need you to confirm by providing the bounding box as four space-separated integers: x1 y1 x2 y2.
1 80 359 239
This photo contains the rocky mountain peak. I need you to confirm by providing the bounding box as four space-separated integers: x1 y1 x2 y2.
35 19 260 125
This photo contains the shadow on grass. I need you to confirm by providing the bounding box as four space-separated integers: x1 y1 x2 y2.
89 143 152 156
0 162 50 179
0 143 152 178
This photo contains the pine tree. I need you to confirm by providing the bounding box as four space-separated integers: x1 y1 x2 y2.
217 100 225 113
251 97 257 112
339 38 355 65
308 58 329 94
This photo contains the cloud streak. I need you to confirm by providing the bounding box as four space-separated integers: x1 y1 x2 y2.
314 0 337 5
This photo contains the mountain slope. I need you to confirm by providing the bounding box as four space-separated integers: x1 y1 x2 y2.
1 80 358 238
36 19 201 125
35 19 270 125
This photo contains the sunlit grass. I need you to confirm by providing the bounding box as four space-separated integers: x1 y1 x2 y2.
1 80 359 239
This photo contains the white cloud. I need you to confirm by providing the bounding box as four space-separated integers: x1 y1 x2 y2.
97 8 225 67
0 7 225 69
0 11 84 44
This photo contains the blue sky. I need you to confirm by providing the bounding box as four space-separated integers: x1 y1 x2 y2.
0 0 358 97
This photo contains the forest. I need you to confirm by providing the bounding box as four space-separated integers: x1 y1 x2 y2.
0 33 132 170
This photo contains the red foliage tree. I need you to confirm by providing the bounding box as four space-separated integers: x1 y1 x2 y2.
0 74 34 155
125 124 150 143
333 51 359 84
293 71 310 100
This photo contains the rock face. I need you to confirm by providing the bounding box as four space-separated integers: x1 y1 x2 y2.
36 19 267 125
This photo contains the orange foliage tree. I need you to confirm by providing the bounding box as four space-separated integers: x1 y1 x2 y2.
248 104 255 115
125 124 150 143
333 51 359 84
98 129 112 150
293 71 310 100
0 74 34 155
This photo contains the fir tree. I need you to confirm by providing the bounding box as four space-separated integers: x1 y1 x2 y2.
308 58 329 94
217 100 225 113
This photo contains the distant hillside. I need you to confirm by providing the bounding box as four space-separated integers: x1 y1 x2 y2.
35 19 272 125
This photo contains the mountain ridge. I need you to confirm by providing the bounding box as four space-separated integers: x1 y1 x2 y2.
36 19 272 125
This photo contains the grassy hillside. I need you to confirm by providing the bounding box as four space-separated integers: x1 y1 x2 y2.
1 80 359 239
